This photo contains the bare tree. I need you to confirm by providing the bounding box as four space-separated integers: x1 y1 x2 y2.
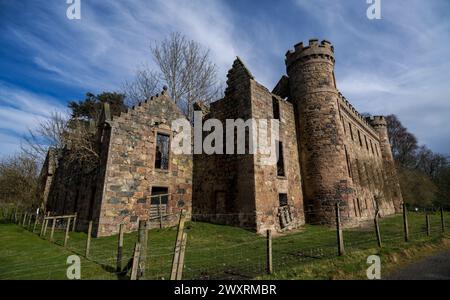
21 111 68 162
21 111 99 165
123 65 161 106
124 32 222 120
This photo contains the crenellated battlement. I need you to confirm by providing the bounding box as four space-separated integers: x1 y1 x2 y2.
337 92 379 138
285 39 335 69
368 116 387 128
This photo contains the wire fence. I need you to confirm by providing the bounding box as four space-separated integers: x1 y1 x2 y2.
1 203 450 280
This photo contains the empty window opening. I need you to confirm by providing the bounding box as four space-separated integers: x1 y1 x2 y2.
353 198 359 217
150 187 168 220
279 193 288 207
358 130 362 147
155 133 170 170
272 97 280 120
344 146 352 178
349 123 354 141
151 187 169 205
277 141 285 177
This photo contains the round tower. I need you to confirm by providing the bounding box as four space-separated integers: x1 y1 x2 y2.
286 39 355 224
370 116 403 213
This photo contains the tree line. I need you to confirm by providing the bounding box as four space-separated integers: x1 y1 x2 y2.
385 115 450 209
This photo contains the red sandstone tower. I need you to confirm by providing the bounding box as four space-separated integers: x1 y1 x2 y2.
370 116 403 213
285 39 356 224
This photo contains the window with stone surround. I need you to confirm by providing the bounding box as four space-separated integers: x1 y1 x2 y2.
276 140 285 177
155 133 170 170
358 130 362 147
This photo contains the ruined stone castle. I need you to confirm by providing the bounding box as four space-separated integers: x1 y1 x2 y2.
40 39 403 237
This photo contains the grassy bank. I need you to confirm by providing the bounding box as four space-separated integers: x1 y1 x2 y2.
1 211 449 280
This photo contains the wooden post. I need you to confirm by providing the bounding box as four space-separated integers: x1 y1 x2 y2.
85 220 93 257
33 214 38 233
374 212 382 248
50 218 56 242
137 220 148 279
159 195 163 229
171 210 186 280
22 212 27 226
116 224 124 273
130 242 141 280
266 229 273 274
27 214 32 229
42 212 50 237
403 203 409 242
64 218 71 247
335 202 345 256
426 214 431 237
72 213 77 232
175 233 188 280
441 207 445 233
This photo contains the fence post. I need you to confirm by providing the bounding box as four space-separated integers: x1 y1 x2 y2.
403 203 409 242
72 213 77 232
159 195 163 229
33 214 38 233
42 212 50 237
27 214 32 229
22 212 27 227
441 207 445 233
137 220 148 280
426 214 431 237
171 210 186 280
50 218 56 242
85 220 93 257
116 224 124 273
374 212 382 248
64 218 71 247
335 202 345 256
130 242 141 280
175 233 188 280
266 229 273 274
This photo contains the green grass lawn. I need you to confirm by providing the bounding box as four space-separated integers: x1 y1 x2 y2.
1 211 449 280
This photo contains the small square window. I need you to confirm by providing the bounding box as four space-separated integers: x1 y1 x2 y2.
279 193 288 207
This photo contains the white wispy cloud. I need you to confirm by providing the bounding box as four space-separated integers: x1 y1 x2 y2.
0 81 67 156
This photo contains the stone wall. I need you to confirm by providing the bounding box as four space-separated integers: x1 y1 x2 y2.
192 58 257 229
250 80 305 232
193 58 304 233
96 91 193 236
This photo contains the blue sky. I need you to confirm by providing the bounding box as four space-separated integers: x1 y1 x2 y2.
1 0 450 156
